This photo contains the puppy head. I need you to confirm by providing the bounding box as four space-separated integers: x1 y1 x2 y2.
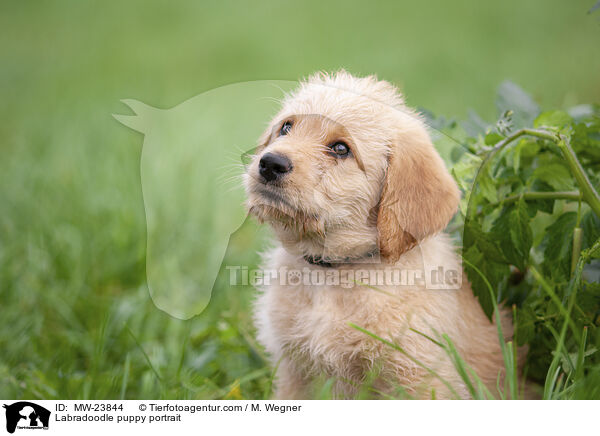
245 71 460 262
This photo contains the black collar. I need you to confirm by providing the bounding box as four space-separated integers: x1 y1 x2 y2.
303 250 379 268
303 255 334 268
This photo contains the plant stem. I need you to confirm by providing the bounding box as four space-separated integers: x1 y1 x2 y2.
556 139 600 218
480 128 600 218
571 227 583 276
493 191 582 207
488 128 558 153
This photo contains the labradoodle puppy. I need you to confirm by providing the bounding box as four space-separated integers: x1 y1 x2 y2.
244 71 516 399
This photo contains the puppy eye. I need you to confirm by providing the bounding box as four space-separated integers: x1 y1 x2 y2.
330 142 350 156
279 121 293 136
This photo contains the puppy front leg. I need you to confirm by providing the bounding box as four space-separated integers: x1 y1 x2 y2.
273 357 309 400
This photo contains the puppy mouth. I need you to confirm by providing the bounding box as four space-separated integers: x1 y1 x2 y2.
248 186 296 219
250 185 295 210
255 187 294 209
248 186 324 234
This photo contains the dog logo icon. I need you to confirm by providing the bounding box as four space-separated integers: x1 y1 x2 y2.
2 402 50 434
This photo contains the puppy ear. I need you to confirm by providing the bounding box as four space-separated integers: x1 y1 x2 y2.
377 123 460 262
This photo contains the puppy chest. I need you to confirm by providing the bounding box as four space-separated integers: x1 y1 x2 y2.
263 284 391 368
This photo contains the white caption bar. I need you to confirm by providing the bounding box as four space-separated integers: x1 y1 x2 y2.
0 400 592 436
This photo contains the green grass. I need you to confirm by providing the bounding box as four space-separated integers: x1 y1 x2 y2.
1 0 599 399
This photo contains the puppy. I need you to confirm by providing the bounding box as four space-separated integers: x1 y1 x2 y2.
245 71 514 399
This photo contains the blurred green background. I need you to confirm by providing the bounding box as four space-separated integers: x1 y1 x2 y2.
0 0 598 399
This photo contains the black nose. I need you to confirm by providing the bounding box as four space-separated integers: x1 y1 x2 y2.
259 152 292 182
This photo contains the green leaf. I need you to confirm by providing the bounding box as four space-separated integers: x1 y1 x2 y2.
534 110 572 129
450 146 466 164
491 199 533 271
542 212 578 282
527 198 555 215
581 210 600 250
463 245 510 319
484 132 504 145
477 164 498 203
577 281 600 318
532 163 576 191
464 220 507 264
510 139 529 173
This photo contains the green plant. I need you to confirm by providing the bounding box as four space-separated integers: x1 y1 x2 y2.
426 82 600 398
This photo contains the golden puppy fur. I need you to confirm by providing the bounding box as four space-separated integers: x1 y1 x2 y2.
245 71 515 399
